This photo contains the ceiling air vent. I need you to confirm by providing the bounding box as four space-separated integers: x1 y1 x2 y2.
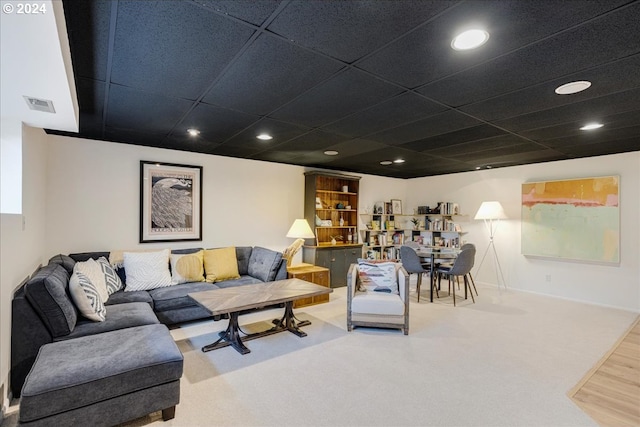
23 96 56 113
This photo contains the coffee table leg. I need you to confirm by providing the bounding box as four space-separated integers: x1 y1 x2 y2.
202 312 250 354
280 301 309 337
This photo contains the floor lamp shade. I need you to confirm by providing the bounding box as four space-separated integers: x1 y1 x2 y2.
474 201 507 220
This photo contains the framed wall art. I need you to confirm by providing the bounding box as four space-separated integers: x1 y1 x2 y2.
521 175 619 263
391 199 403 215
140 161 203 243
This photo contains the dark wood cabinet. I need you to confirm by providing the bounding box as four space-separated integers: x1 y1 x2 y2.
302 171 362 288
303 246 360 288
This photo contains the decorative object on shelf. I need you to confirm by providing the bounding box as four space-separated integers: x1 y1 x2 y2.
411 218 420 230
347 230 353 243
385 202 392 214
331 237 337 245
315 197 323 209
283 219 316 266
391 199 403 214
336 202 345 209
342 185 349 192
474 201 508 289
339 214 344 226
140 161 202 243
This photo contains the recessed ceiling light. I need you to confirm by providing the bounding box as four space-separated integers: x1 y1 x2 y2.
380 161 393 165
475 166 482 170
393 159 405 164
555 81 591 95
451 29 489 50
486 165 492 169
324 150 339 156
186 128 200 137
256 133 273 140
580 123 604 130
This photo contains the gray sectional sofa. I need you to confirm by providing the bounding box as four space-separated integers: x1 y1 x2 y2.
11 246 286 426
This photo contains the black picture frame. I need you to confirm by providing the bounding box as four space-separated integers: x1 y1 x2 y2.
140 161 203 243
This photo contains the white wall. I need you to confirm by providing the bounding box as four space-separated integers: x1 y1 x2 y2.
45 135 309 255
406 151 640 312
0 125 49 409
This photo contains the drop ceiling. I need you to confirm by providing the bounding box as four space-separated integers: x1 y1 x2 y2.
51 0 640 178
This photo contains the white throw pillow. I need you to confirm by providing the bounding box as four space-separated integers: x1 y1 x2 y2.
73 258 109 302
357 261 399 294
123 249 172 291
69 271 106 322
96 256 123 295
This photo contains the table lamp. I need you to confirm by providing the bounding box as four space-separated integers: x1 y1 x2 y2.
474 201 507 289
283 219 315 266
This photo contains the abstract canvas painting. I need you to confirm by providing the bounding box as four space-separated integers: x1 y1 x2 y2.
521 176 619 263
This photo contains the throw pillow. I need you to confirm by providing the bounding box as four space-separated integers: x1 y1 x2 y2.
170 250 205 284
73 258 109 302
357 261 399 294
203 247 240 283
69 271 106 322
247 246 283 282
123 249 172 291
96 256 124 295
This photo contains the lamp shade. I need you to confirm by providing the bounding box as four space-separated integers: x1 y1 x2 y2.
474 201 507 220
286 219 315 239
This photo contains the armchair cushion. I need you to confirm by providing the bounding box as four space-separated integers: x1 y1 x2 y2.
351 292 405 316
356 260 398 294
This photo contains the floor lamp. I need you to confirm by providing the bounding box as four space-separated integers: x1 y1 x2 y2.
474 201 507 290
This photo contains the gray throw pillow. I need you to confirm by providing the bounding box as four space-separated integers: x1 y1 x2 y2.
25 264 77 337
247 247 283 282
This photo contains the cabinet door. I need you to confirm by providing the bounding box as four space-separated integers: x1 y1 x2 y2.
331 249 347 288
315 250 332 270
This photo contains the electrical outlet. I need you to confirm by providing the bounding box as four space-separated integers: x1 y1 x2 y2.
545 274 551 282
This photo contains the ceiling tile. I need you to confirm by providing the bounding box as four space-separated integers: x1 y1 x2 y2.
219 118 311 151
195 0 282 26
268 0 456 62
400 125 508 152
203 34 343 115
105 85 193 133
367 110 484 145
111 1 254 100
456 55 640 121
170 103 260 144
358 0 631 88
320 92 447 138
63 0 111 81
270 68 402 127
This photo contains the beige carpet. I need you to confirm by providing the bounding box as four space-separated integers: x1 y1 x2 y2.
4 283 637 426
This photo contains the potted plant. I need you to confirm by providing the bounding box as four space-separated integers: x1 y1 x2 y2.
410 217 420 230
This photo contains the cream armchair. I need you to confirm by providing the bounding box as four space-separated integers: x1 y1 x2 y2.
347 263 410 335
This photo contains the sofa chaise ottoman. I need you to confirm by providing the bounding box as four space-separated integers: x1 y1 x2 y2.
18 324 183 426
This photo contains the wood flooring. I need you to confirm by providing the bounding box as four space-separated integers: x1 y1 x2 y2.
569 316 640 426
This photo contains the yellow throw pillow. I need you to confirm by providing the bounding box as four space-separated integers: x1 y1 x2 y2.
170 250 205 284
204 247 240 283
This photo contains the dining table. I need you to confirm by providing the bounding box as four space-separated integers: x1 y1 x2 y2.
415 247 460 302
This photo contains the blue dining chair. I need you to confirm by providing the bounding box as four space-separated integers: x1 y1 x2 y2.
400 246 438 302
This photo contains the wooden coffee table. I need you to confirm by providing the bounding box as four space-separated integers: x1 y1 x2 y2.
188 278 333 354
